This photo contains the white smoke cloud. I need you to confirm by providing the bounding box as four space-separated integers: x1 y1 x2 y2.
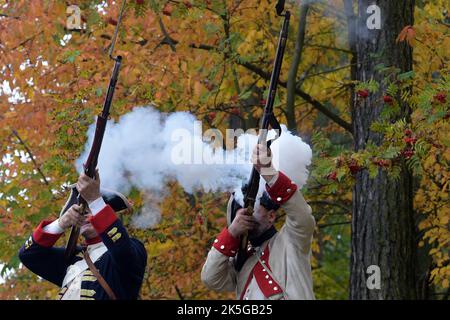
76 106 312 228
130 193 162 229
233 124 312 206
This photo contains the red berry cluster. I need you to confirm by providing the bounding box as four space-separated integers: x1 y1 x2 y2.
327 158 361 181
403 137 417 144
325 127 422 181
107 17 118 25
401 150 414 159
208 112 216 121
163 4 173 16
230 108 240 116
357 89 369 99
347 159 361 175
327 171 337 181
401 129 416 159
372 159 390 168
383 95 394 104
434 92 447 104
444 111 450 120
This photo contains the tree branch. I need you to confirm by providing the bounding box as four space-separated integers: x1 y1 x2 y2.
8 31 43 51
174 285 185 300
307 44 353 54
286 3 310 131
159 39 353 134
157 16 176 52
308 200 351 213
11 129 49 186
298 63 353 82
239 60 353 133
318 221 351 228
0 13 20 19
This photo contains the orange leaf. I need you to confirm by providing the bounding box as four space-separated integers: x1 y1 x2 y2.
396 25 416 46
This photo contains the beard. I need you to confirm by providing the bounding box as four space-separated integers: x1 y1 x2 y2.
248 221 267 239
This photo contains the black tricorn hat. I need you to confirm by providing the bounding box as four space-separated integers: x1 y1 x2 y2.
100 188 132 213
227 191 280 226
59 185 132 217
259 191 280 211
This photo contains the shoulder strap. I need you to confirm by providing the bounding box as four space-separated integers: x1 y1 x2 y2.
256 244 289 300
83 250 117 300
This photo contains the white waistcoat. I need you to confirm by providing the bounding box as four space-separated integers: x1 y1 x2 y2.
60 242 108 300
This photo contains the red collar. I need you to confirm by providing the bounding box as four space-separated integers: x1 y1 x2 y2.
84 236 102 246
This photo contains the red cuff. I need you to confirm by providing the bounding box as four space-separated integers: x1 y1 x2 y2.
213 228 240 257
32 220 63 247
266 171 298 206
88 205 118 234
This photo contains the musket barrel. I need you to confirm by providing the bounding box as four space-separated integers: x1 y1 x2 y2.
101 56 122 119
63 2 126 261
234 11 290 272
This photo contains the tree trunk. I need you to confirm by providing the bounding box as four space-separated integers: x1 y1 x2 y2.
286 3 310 132
343 0 357 121
350 0 417 299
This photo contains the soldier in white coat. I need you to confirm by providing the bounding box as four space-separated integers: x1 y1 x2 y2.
201 143 315 300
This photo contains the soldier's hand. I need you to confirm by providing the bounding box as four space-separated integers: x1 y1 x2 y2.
76 170 101 204
58 204 86 229
228 208 258 238
252 144 272 171
251 144 277 182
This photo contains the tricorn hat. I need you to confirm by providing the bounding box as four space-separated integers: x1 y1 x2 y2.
226 191 280 227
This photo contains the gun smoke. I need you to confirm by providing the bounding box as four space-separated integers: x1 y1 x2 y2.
76 106 312 228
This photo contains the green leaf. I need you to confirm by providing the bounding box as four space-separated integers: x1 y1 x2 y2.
37 190 53 201
382 146 402 159
406 155 421 174
388 165 402 182
386 82 399 96
239 90 252 100
370 121 388 133
368 164 379 179
374 63 386 71
398 71 415 81
8 185 20 196
14 207 27 217
63 50 81 64
38 205 53 217
204 23 221 35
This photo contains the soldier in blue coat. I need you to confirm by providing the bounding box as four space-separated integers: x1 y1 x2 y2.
19 171 147 300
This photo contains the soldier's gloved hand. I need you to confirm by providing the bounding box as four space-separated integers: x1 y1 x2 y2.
76 170 101 204
252 144 277 180
58 204 86 229
228 208 258 238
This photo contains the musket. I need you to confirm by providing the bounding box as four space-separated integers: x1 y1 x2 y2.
234 1 290 271
63 0 127 260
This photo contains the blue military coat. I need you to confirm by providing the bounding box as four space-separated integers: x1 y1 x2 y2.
19 205 147 300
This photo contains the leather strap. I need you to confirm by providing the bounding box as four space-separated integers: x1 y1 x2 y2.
83 250 117 300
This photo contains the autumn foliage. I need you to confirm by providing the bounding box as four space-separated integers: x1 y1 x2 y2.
0 0 448 299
